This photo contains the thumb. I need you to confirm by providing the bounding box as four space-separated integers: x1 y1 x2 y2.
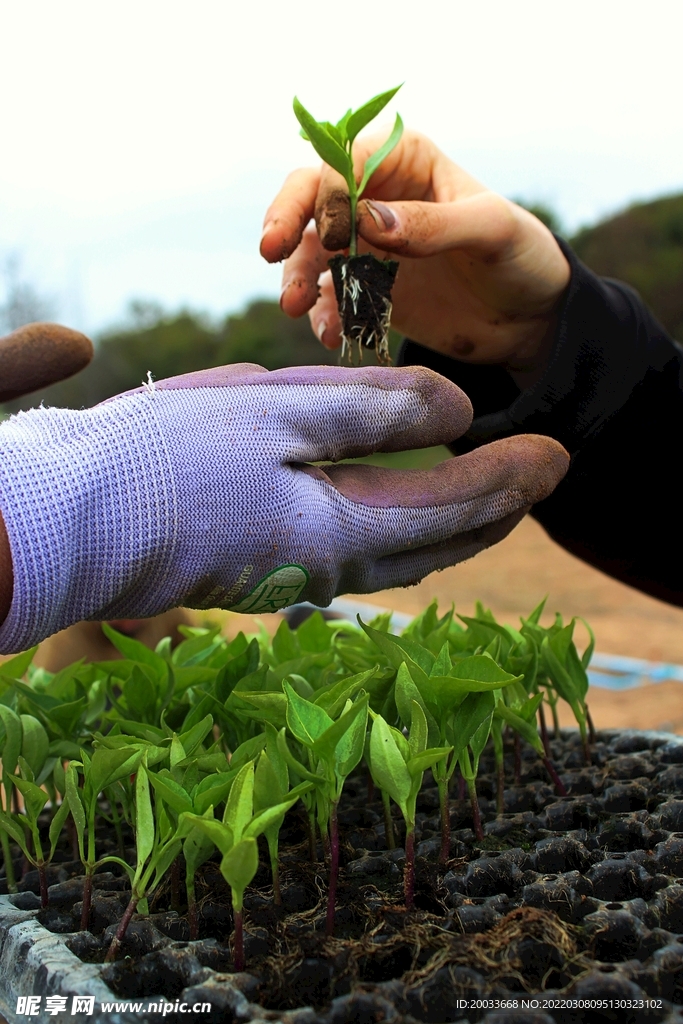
0 323 93 402
357 192 516 258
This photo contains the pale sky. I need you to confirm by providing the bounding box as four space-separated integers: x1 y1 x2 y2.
1 0 682 335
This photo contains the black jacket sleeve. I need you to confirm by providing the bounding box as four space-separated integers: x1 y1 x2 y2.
397 238 683 607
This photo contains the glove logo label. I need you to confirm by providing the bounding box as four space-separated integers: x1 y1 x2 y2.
230 564 309 614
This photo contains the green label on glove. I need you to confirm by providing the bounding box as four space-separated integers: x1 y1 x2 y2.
230 564 309 614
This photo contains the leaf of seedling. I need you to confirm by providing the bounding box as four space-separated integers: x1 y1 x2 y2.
220 838 259 907
9 766 48 822
395 663 439 746
358 114 404 194
368 715 411 815
495 699 544 756
310 693 369 766
0 647 38 682
236 691 288 729
292 98 352 182
284 681 333 745
19 714 49 777
0 704 22 779
147 771 193 816
313 666 378 718
361 621 436 676
451 691 496 757
134 763 155 872
345 85 402 143
49 799 71 860
0 810 30 858
222 762 255 843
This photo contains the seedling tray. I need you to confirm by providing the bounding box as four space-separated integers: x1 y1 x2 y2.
2 729 683 1024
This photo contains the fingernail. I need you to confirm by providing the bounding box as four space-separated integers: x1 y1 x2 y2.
279 282 290 309
365 199 397 231
261 220 273 239
317 320 328 342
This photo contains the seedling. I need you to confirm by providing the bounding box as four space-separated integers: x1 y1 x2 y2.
277 681 369 935
368 707 450 908
293 86 404 365
179 761 305 970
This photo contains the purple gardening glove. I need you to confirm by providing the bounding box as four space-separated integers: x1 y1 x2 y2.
0 362 568 653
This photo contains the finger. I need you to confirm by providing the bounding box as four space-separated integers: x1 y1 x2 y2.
355 508 528 594
356 191 517 258
280 224 335 318
260 167 321 264
320 435 567 513
268 365 474 460
0 323 93 403
308 271 342 350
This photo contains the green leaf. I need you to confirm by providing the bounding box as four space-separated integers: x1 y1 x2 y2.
346 85 402 143
9 772 48 822
495 699 544 755
368 715 411 813
284 681 333 747
19 715 49 776
254 750 285 813
148 771 193 816
193 770 239 816
358 113 404 195
65 763 86 844
406 746 452 777
0 647 38 681
101 623 168 676
178 714 214 757
276 730 325 786
310 693 369 764
361 621 435 675
0 809 30 858
334 699 368 780
49 799 70 859
183 826 215 877
451 691 495 756
293 98 352 182
135 766 155 868
394 663 440 746
178 812 233 856
244 795 304 839
314 667 377 718
237 691 288 729
0 705 22 777
408 700 428 759
229 733 267 771
223 761 254 843
220 837 259 904
149 838 182 893
89 746 142 796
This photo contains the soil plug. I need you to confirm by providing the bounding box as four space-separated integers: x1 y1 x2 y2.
277 683 370 935
369 707 450 909
293 86 404 365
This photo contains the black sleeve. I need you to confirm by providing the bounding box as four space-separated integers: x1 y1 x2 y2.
397 237 683 607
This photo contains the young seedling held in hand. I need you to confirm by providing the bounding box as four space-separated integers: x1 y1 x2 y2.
293 86 403 365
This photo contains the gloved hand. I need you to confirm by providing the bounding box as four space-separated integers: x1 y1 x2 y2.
0 362 568 653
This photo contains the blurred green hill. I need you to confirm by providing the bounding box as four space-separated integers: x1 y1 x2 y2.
571 193 683 343
5 190 683 414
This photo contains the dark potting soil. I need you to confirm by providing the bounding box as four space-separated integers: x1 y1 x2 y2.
7 730 683 1024
329 253 399 366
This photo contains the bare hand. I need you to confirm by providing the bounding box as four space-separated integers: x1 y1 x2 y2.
261 130 570 374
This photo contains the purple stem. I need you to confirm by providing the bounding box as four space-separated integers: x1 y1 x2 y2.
538 702 552 758
104 896 138 963
325 801 339 937
543 756 567 796
467 779 484 841
587 706 596 744
80 871 93 931
187 877 198 941
307 811 317 863
438 779 450 864
233 908 245 972
38 862 49 909
404 828 415 910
